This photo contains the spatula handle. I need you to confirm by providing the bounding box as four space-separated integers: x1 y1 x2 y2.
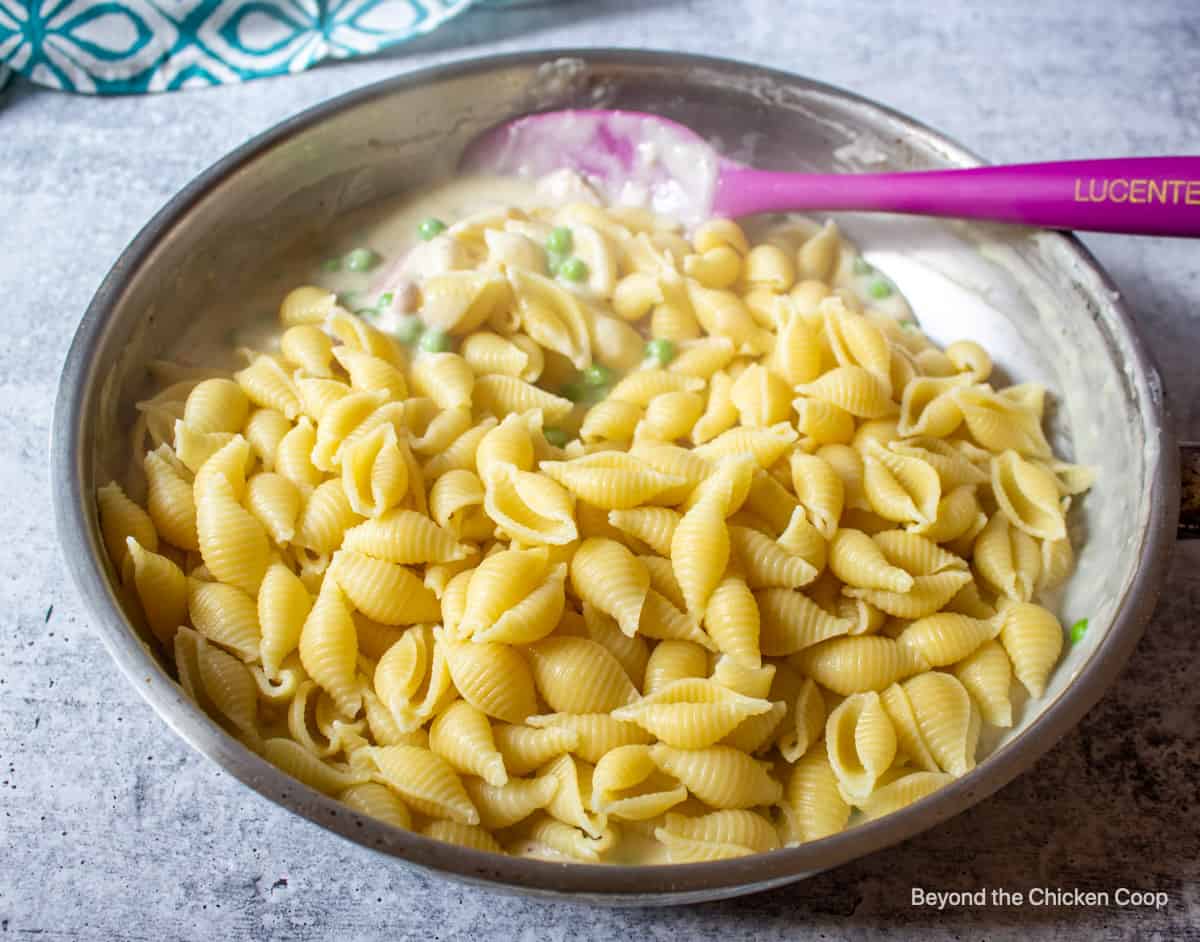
716 157 1200 236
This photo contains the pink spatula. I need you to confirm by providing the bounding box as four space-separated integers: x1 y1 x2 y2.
461 109 1200 236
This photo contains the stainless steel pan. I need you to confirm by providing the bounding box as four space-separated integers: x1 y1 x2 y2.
52 50 1196 904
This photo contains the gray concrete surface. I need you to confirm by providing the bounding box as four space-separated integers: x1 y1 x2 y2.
1 1 1198 938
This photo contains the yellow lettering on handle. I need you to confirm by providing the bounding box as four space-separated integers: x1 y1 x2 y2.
1129 179 1148 204
1147 179 1167 204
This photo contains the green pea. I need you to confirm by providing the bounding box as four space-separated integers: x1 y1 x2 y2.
853 256 874 275
321 257 342 273
1070 618 1089 643
543 426 570 448
417 217 447 241
582 364 615 388
868 279 893 299
645 338 676 365
545 249 567 276
545 226 573 255
558 257 588 282
379 292 394 308
558 381 584 403
392 316 424 345
344 247 381 272
355 307 378 320
418 327 452 353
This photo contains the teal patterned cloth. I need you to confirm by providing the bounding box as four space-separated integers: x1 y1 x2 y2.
0 0 483 94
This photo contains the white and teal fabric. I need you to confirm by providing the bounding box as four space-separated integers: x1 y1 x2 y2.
0 0 483 94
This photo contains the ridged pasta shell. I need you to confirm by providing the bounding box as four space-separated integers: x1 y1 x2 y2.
363 745 479 825
793 635 929 696
756 587 852 656
997 602 1064 698
329 550 440 625
570 538 649 637
649 744 781 809
439 632 538 724
429 700 508 787
527 636 639 714
613 679 773 749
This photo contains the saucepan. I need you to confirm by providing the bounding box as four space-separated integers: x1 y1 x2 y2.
51 50 1197 904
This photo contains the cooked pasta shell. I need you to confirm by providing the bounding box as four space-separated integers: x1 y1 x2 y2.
527 712 652 764
329 550 440 626
756 587 852 656
439 632 538 724
465 773 560 830
541 452 684 510
991 450 1068 541
98 481 158 571
997 601 1063 698
125 538 186 644
263 738 367 796
872 530 967 576
592 744 688 820
483 465 578 546
257 560 312 679
582 604 649 691
235 354 301 420
610 369 705 407
340 781 412 830
461 330 541 381
341 509 468 565
275 418 323 495
194 474 269 596
187 577 261 661
693 371 739 445
829 529 914 593
654 808 778 862
845 570 973 620
1038 535 1075 593
580 398 643 444
951 639 1014 727
637 590 714 650
695 423 798 470
325 310 404 366
857 771 955 820
293 481 360 563
643 641 709 694
607 507 679 557
474 374 574 424
613 679 772 749
777 677 827 762
527 636 639 714
507 268 591 368
537 753 607 838
474 563 565 645
569 538 649 637
294 376 351 423
729 526 819 590
955 386 1051 458
825 691 897 801
279 285 338 327
862 439 941 527
244 472 301 546
489 720 578 772
797 366 896 419
670 495 729 617
703 575 761 670
420 270 513 335
340 424 408 519
143 447 198 551
458 547 549 638
781 750 850 844
901 671 980 777
362 745 479 825
793 635 928 696
898 613 999 668
429 700 508 787
630 441 714 504
298 579 361 717
520 814 615 861
649 744 781 809
310 389 389 471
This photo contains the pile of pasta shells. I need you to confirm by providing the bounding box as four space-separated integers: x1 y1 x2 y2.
98 200 1093 865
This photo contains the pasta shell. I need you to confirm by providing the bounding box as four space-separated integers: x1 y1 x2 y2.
955 387 1051 458
262 739 366 796
187 577 261 661
781 751 850 844
670 495 729 617
649 744 781 809
862 439 941 527
793 635 929 695
796 366 897 419
125 538 186 644
756 587 852 656
258 561 312 679
857 771 955 820
98 481 158 571
898 613 1000 668
143 446 198 551
570 538 649 637
340 782 412 830
439 632 538 724
991 450 1068 541
951 639 1014 727
643 640 710 694
507 268 591 368
777 676 827 762
363 745 479 825
298 579 361 717
527 637 639 713
613 679 772 749
825 691 897 801
703 575 761 669
729 526 819 590
901 671 980 777
341 424 408 519
593 744 688 820
526 712 652 764
537 753 607 838
244 472 302 546
329 550 440 626
342 509 468 565
429 700 508 787
474 374 574 424
829 529 914 593
997 602 1064 698
541 452 684 510
483 465 578 545
421 271 512 335
465 773 560 830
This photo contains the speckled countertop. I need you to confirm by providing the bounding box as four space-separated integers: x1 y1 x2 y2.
2 1 1198 939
